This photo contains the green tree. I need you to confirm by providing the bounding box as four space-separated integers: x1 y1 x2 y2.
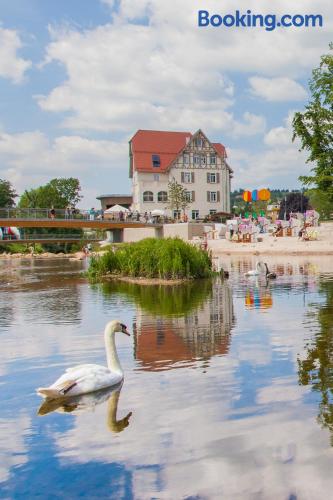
306 189 332 219
278 192 310 220
0 179 17 207
19 177 82 209
48 178 82 207
167 178 189 219
293 43 333 206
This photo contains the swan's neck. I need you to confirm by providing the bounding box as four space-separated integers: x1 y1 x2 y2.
105 332 123 374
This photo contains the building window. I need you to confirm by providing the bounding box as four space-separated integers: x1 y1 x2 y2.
192 210 199 220
185 191 193 203
201 155 206 166
183 153 189 164
173 210 181 219
194 137 204 148
152 155 160 167
157 191 168 202
181 172 194 183
143 191 153 202
153 174 160 181
207 172 220 183
194 154 200 166
209 209 217 215
210 154 216 165
207 191 220 203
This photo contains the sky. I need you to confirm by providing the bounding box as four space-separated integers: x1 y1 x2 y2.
0 0 331 207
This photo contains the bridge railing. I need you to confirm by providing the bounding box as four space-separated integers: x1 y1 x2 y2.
0 208 94 220
1 233 99 241
0 207 168 224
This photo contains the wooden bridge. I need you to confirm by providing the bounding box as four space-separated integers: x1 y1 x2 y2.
0 208 163 244
0 208 162 230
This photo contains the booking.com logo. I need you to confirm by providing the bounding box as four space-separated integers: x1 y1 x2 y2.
198 10 323 31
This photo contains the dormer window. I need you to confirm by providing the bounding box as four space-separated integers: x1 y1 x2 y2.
194 137 204 148
152 154 160 167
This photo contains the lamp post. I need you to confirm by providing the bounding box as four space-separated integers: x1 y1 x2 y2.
284 196 287 221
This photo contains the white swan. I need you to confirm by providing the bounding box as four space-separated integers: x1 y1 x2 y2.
37 320 130 399
244 261 266 277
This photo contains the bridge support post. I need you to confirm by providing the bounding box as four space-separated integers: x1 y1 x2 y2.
106 229 123 243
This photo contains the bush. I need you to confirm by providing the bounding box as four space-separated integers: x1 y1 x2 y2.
87 238 213 281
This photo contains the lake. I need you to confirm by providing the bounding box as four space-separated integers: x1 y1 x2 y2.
1 255 333 499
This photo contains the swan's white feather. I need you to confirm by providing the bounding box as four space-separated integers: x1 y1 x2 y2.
50 364 122 397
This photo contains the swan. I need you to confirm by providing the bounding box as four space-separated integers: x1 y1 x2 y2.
37 320 130 399
264 263 277 279
244 261 265 277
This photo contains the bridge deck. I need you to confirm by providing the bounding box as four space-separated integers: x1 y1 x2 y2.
0 218 161 229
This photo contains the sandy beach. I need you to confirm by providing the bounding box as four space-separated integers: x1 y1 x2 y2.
208 222 333 256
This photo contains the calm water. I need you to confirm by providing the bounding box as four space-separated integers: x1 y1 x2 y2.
1 256 333 499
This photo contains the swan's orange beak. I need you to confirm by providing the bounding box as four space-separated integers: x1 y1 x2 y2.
121 324 130 336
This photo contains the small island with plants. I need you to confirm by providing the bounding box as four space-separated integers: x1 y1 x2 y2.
87 237 214 283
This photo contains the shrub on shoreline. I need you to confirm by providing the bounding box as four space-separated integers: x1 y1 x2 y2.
88 238 213 281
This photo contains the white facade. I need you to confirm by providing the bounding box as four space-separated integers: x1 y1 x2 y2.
130 130 232 220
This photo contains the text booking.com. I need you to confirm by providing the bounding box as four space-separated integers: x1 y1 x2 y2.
198 10 323 31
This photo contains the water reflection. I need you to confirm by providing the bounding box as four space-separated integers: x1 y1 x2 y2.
298 278 333 444
38 384 132 433
98 278 213 316
133 280 235 371
245 287 273 309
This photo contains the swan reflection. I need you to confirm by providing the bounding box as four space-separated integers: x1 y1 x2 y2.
37 383 132 433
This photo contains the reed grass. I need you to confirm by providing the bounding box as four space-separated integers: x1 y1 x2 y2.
88 238 213 281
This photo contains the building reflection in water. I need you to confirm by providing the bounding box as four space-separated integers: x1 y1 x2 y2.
133 280 235 371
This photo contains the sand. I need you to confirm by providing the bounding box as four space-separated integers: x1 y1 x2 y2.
208 223 333 256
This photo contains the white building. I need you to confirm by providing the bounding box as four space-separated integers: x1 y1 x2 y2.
129 129 232 219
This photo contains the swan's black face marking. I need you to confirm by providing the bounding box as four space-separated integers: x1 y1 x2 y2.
120 323 130 336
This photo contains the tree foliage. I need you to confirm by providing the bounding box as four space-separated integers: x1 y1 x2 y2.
278 192 310 220
167 178 189 217
0 179 17 207
19 177 82 209
293 43 333 204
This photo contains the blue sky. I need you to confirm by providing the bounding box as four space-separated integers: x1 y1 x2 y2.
0 0 331 206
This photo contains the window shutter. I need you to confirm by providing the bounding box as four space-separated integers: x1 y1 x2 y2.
217 191 220 202
192 191 195 202
207 191 210 202
181 172 185 182
216 173 220 183
207 173 210 183
191 172 195 183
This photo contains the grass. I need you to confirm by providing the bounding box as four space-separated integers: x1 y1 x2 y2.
87 238 213 281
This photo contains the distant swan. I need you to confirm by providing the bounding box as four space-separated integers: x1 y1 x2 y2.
37 320 130 399
244 261 265 277
265 263 277 279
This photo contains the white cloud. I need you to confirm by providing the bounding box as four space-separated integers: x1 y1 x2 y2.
0 130 128 203
229 111 309 188
264 111 295 146
249 76 307 102
40 0 331 135
0 27 31 83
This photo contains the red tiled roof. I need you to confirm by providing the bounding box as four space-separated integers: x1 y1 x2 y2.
131 130 192 173
212 143 227 158
130 130 227 173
